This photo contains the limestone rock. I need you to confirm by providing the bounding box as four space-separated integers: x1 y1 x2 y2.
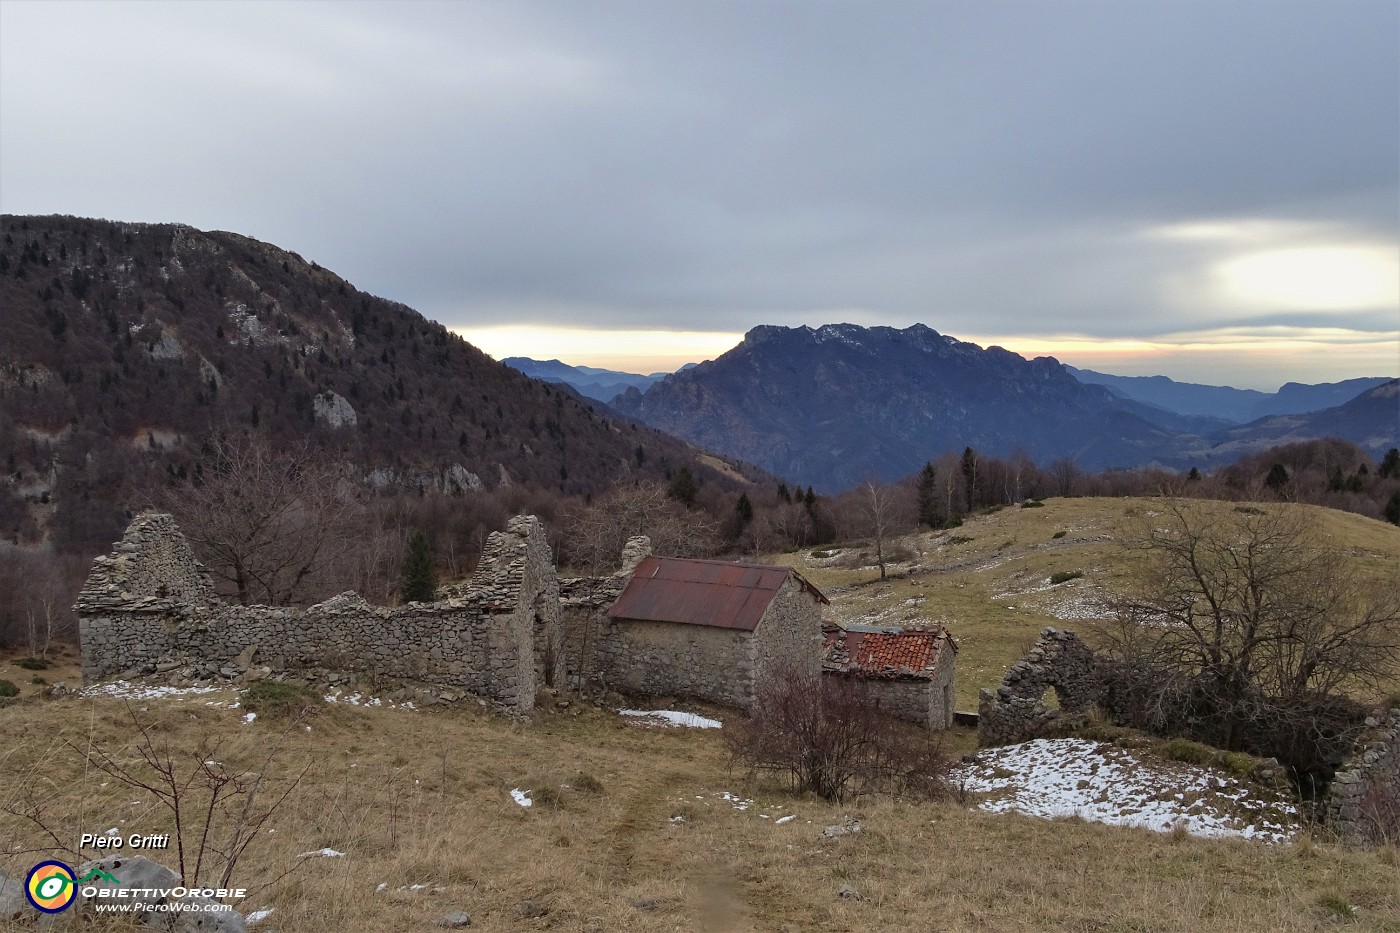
0 867 24 921
312 391 357 428
434 910 473 928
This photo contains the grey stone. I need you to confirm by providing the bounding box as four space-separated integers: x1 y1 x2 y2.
836 884 861 900
434 910 472 928
517 900 546 919
0 868 25 921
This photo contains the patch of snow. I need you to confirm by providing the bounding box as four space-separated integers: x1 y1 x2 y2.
619 709 722 729
954 738 1298 842
246 908 274 924
775 815 796 824
510 788 533 808
242 712 257 724
297 848 346 859
83 681 225 701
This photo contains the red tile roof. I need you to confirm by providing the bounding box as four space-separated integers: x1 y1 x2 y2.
822 626 954 680
608 556 827 631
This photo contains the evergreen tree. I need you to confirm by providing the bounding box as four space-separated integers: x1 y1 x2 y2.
668 467 698 507
777 482 791 503
735 492 753 524
400 531 438 603
1187 467 1201 482
960 447 980 511
1264 463 1289 494
1385 491 1400 527
916 461 938 527
1379 448 1400 479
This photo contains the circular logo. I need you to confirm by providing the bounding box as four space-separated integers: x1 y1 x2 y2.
25 860 77 913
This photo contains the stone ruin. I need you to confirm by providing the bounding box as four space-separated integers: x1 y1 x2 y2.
1325 709 1400 845
982 626 1400 845
76 512 561 713
977 627 1098 746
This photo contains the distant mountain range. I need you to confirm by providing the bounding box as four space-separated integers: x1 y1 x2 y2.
606 324 1398 490
1065 366 1392 424
502 358 695 403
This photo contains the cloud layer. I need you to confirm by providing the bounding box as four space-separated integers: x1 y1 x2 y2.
2 0 1395 387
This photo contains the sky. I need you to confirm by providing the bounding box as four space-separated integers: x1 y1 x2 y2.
1 0 1396 389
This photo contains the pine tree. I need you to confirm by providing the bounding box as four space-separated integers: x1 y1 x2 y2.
735 492 753 523
916 461 938 527
1265 463 1289 494
400 531 438 603
668 467 698 507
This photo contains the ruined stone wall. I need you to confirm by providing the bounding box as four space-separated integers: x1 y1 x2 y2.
77 512 558 713
978 627 1098 747
1326 709 1400 845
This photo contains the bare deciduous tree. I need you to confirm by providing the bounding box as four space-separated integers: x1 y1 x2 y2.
159 434 366 606
560 480 718 575
851 479 908 580
1097 500 1400 763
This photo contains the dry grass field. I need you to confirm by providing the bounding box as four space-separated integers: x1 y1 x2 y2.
771 497 1400 709
2 497 1398 931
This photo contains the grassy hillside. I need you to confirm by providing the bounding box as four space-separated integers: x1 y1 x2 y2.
768 497 1400 710
1 653 1397 932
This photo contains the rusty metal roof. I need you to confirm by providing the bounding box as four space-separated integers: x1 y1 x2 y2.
608 556 827 631
822 626 953 679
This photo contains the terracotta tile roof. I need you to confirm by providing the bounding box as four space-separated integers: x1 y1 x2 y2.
608 556 827 631
822 625 954 680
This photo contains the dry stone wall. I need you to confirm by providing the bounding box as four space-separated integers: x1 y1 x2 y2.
978 627 1099 746
77 513 558 713
1325 709 1400 845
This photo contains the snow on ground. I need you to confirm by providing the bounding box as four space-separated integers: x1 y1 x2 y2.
246 908 274 924
297 848 346 858
675 792 804 827
955 738 1298 842
510 788 533 808
619 709 722 729
321 689 415 710
82 681 227 701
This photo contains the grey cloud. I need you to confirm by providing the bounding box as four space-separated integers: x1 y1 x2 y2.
1 0 1395 369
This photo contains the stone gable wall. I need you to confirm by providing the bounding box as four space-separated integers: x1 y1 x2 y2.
76 512 557 713
751 576 823 688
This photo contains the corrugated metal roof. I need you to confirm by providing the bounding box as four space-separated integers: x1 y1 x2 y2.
608 556 826 631
822 626 953 679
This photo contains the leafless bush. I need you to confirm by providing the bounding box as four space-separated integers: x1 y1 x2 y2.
1359 779 1400 845
725 667 949 802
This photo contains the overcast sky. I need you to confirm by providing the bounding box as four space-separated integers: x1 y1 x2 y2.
2 0 1396 388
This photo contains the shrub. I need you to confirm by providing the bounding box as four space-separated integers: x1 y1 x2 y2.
240 681 323 718
809 548 836 559
1021 499 1045 508
17 657 49 670
725 667 950 803
947 535 973 546
1051 530 1067 539
1049 570 1083 585
1161 737 1214 766
0 679 18 698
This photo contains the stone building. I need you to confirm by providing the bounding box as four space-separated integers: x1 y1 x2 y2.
76 512 560 713
821 623 957 729
574 548 828 708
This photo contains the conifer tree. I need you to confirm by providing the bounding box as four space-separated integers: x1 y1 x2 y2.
400 531 438 603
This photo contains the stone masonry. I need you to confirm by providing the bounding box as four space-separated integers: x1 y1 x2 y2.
1325 708 1400 845
77 512 559 713
977 627 1099 746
